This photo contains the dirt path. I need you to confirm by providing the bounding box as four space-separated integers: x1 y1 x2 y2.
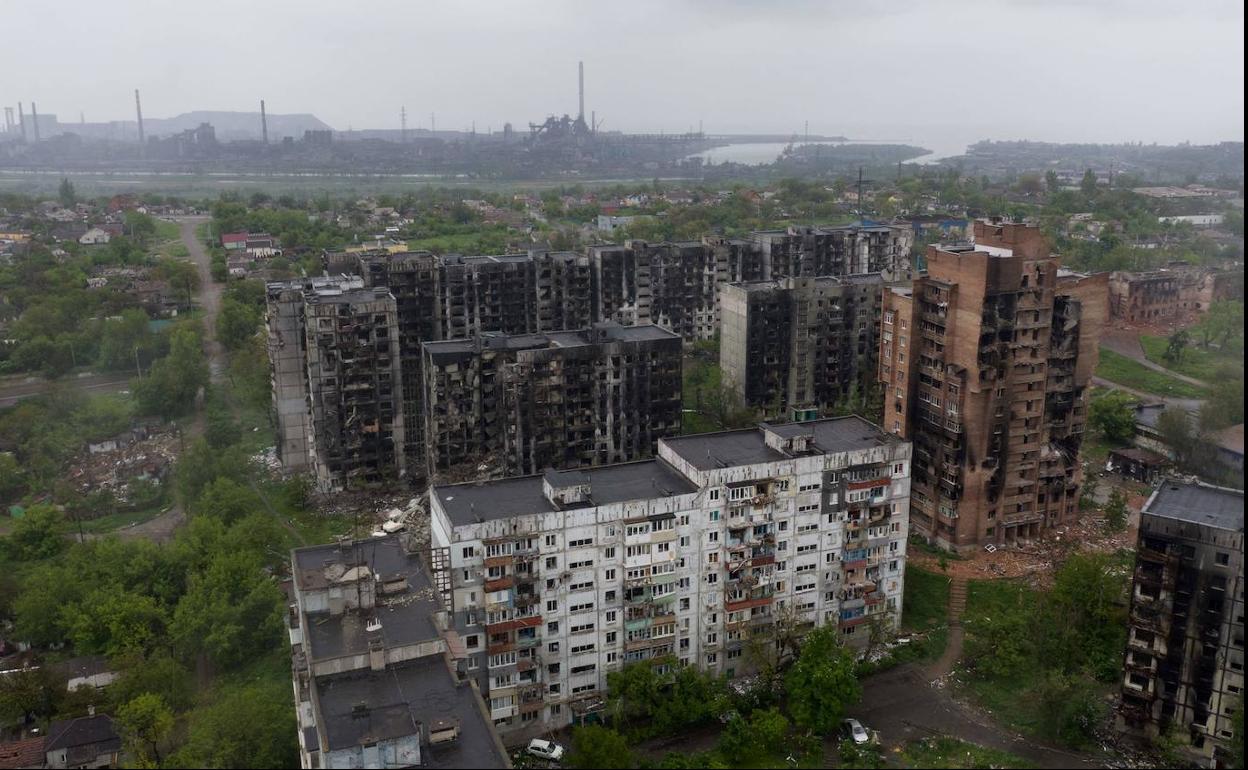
926 576 967 680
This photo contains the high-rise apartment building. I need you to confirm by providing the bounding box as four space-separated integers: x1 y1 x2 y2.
748 224 913 282
878 220 1106 552
421 323 682 479
302 287 406 491
720 274 883 418
428 417 911 737
1119 480 1244 769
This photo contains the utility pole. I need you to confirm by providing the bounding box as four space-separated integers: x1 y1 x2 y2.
134 346 142 379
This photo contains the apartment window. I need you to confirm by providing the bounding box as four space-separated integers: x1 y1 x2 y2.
546 600 558 612
571 664 596 675
570 622 595 634
569 537 593 549
569 559 594 569
570 602 594 614
461 546 476 558
604 547 616 559
706 653 718 664
606 631 617 644
570 643 595 655
547 622 559 635
707 532 719 543
1216 552 1230 566
708 489 720 502
545 535 557 547
709 510 720 521
545 557 557 570
465 634 480 649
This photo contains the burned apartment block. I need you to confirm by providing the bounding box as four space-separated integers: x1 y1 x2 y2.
747 224 914 282
302 287 407 491
287 535 508 769
428 417 912 738
421 322 682 479
1119 481 1244 769
720 274 884 419
267 275 365 473
588 225 912 343
358 251 441 476
878 220 1107 553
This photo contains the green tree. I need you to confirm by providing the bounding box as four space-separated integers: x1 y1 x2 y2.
1104 490 1128 532
1080 169 1099 197
133 327 208 419
216 297 262 351
0 667 60 728
154 257 201 308
1045 170 1060 194
1157 408 1198 468
58 178 77 208
785 625 862 734
719 707 790 761
567 725 633 769
2 504 67 561
1192 301 1245 350
63 589 168 658
123 210 158 247
0 453 24 502
1093 389 1143 444
117 693 175 765
191 477 261 526
170 549 284 668
1199 371 1245 432
1164 329 1190 364
169 680 299 768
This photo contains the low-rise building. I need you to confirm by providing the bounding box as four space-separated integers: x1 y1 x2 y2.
1119 480 1244 769
429 417 912 738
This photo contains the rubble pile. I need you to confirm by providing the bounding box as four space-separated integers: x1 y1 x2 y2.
67 428 180 507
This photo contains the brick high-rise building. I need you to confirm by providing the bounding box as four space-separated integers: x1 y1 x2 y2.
878 220 1107 552
421 323 682 479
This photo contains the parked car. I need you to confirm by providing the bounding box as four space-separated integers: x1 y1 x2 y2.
840 718 870 745
527 738 566 762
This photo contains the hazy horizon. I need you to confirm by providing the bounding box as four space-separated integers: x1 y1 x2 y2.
5 0 1244 151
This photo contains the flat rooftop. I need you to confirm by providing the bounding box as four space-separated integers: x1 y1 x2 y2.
1144 480 1243 532
294 537 442 661
433 459 698 527
315 655 506 767
663 416 896 471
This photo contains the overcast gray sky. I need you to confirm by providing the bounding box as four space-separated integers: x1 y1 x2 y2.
5 0 1243 152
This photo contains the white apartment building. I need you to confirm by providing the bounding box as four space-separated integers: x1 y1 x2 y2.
428 416 912 737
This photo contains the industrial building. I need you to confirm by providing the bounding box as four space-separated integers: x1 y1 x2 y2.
1108 266 1244 325
878 220 1107 552
422 323 682 479
720 274 884 419
286 535 509 769
1119 480 1244 769
428 417 912 738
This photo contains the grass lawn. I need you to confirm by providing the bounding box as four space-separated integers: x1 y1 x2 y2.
154 219 181 242
901 736 1037 769
77 504 168 534
682 354 724 434
1139 335 1244 382
1095 348 1207 399
901 564 950 631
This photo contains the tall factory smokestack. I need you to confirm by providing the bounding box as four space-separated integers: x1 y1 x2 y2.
578 61 585 123
260 99 269 144
30 102 40 142
17 103 26 141
3 107 13 135
134 89 145 145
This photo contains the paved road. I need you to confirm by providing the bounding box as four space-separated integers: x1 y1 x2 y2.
0 371 133 409
1091 376 1205 412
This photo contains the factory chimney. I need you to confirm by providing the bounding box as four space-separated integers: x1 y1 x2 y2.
134 89 145 145
3 107 13 134
577 61 585 123
17 103 26 142
260 99 269 144
30 102 40 142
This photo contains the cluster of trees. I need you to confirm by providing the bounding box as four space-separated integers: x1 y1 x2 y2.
568 623 864 768
0 385 303 767
962 553 1129 748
